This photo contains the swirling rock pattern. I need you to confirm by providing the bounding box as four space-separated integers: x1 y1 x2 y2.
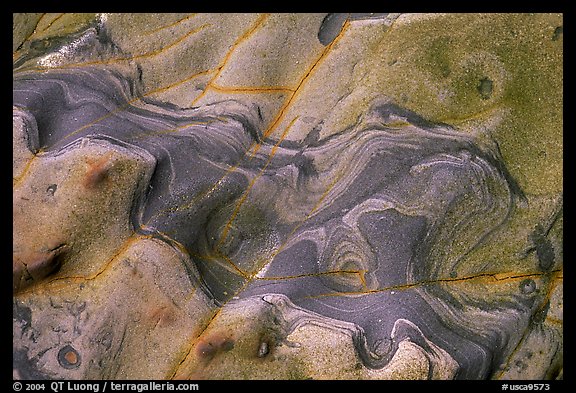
13 13 562 380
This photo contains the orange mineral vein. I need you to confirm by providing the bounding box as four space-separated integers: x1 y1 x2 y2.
190 14 270 106
249 19 351 158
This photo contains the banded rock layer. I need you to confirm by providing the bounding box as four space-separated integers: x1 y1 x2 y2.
13 13 562 380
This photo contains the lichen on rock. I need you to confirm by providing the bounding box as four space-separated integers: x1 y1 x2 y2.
13 13 562 380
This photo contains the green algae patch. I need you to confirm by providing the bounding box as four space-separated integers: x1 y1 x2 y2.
351 13 562 195
13 13 563 380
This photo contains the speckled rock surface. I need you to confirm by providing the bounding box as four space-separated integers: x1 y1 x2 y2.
13 13 562 380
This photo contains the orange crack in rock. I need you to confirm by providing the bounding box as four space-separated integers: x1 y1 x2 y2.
249 19 351 158
168 167 350 380
190 14 270 106
141 14 198 37
24 22 212 71
494 268 563 379
209 83 296 94
215 117 299 253
169 308 226 379
127 23 212 61
15 235 149 296
37 13 66 33
301 269 563 300
144 69 216 97
188 250 249 280
13 153 41 188
13 13 57 60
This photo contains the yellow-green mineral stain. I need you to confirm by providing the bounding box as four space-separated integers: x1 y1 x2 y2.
353 13 562 196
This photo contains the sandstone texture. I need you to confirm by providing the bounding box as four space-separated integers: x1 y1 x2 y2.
13 13 562 380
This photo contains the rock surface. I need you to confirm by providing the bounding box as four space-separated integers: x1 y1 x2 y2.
13 13 562 380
